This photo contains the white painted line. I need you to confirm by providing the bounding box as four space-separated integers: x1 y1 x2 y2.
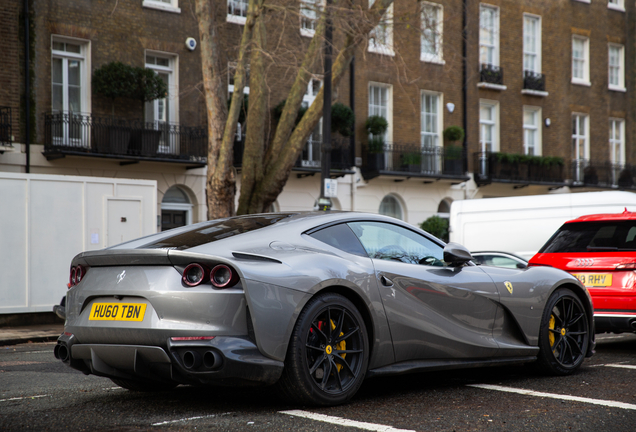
151 412 233 427
280 410 417 432
469 384 636 411
0 395 48 403
152 415 217 426
605 364 636 370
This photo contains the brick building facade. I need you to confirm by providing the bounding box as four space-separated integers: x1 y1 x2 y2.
0 0 634 232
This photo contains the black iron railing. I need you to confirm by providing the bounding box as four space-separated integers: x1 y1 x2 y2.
480 64 504 85
523 71 546 92
296 137 353 171
363 142 466 177
0 107 12 146
44 112 207 163
474 152 566 185
572 159 636 188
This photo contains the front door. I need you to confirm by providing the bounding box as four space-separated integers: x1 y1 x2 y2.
348 221 501 362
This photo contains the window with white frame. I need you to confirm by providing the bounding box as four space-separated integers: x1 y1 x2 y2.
51 37 90 145
421 2 443 63
301 77 323 167
572 113 589 181
608 44 625 91
143 0 180 13
479 4 499 66
300 0 321 37
523 14 541 74
145 53 177 126
420 92 441 148
369 84 391 141
572 36 590 85
479 100 498 153
227 0 248 24
228 63 250 96
608 0 625 11
609 118 625 166
523 106 542 156
368 0 394 56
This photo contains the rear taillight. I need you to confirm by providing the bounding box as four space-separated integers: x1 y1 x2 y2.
181 263 239 288
210 264 233 288
183 263 207 287
616 262 636 269
68 266 86 288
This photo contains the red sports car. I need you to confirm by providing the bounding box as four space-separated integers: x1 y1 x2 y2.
530 210 636 334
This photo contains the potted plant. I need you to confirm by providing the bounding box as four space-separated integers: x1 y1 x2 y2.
420 215 449 242
127 67 168 156
365 115 388 171
618 168 634 188
583 165 598 185
443 125 464 174
401 151 422 172
92 61 136 153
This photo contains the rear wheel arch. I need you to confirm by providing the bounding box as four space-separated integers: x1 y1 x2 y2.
550 282 595 338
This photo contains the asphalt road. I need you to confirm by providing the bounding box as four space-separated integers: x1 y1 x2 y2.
1 334 636 431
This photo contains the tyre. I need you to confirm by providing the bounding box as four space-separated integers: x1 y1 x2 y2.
277 292 369 406
110 378 177 392
537 288 589 375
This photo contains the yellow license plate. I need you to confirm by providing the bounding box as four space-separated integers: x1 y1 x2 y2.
89 303 147 321
572 273 613 287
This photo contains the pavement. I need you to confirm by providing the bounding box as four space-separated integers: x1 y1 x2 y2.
0 323 64 346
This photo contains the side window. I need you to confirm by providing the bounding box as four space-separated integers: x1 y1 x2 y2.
347 221 444 266
308 224 368 257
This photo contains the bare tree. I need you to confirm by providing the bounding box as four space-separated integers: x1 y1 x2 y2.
197 0 456 217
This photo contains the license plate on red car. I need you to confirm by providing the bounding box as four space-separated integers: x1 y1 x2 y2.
89 303 147 321
572 273 613 287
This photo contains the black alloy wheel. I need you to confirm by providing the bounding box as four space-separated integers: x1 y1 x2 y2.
537 288 590 375
277 292 369 406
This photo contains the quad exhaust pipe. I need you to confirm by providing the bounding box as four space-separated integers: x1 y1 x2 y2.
54 343 70 362
630 319 636 331
181 349 222 370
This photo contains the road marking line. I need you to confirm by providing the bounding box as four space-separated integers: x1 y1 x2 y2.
605 364 636 370
280 410 417 432
151 412 233 427
469 384 636 411
0 395 48 403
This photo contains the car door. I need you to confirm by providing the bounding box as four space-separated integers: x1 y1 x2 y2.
348 221 501 363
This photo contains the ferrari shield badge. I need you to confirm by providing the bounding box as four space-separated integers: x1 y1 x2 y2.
504 281 513 294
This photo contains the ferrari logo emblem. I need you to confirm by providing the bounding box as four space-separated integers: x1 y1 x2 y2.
504 281 513 294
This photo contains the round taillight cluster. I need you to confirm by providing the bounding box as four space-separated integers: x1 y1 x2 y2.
182 263 238 288
69 265 85 288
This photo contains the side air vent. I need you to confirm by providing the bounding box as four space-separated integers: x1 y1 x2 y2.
232 252 282 264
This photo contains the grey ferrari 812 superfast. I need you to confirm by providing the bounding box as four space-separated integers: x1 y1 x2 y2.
54 212 594 406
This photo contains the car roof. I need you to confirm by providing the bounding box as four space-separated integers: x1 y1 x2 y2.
471 251 528 262
565 209 636 223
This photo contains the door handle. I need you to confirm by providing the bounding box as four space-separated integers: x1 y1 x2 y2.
380 275 393 287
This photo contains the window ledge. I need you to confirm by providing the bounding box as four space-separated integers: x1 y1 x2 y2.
420 55 445 65
521 89 549 97
608 4 625 12
571 80 591 87
477 82 507 91
142 1 181 14
609 86 626 93
572 0 591 3
227 15 247 25
368 44 395 57
300 28 316 38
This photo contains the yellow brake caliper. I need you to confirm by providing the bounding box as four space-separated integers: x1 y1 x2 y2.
330 319 346 372
549 314 556 349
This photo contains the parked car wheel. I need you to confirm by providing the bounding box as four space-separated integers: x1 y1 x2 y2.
277 293 369 406
537 288 589 375
110 378 177 392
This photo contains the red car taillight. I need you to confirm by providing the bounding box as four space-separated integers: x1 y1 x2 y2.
68 265 85 288
181 263 239 288
182 263 207 287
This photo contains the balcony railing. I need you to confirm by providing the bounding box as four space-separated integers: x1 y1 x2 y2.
572 159 636 188
523 71 546 92
44 112 207 164
362 143 466 179
474 152 566 185
0 107 12 147
480 64 504 85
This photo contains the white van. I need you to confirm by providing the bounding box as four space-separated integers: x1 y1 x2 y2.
449 191 636 260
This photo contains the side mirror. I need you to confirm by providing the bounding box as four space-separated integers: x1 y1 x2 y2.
443 242 473 267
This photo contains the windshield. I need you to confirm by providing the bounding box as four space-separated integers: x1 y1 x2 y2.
539 221 636 253
141 214 293 250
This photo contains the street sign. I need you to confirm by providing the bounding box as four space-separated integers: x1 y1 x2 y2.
324 179 338 198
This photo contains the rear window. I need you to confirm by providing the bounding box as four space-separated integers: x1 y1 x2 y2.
308 223 368 257
141 214 293 250
539 221 636 253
